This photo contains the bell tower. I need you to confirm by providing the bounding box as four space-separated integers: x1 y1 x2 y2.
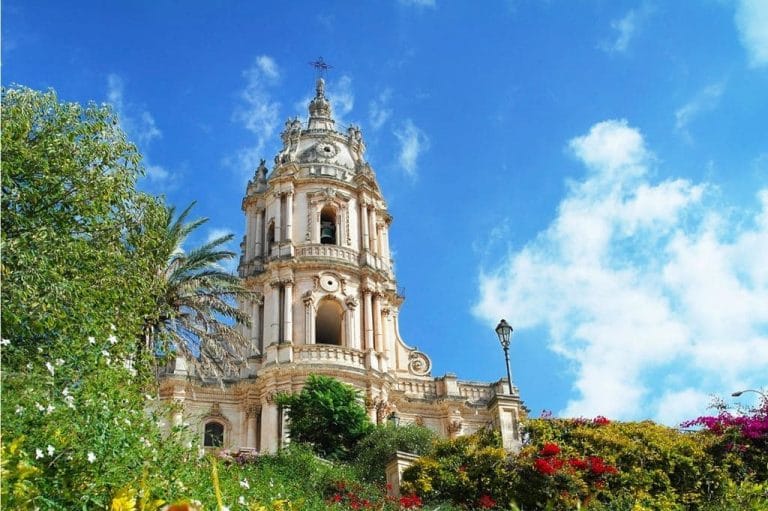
160 75 524 455
238 76 416 379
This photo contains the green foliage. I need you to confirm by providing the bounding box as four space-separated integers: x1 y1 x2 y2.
401 429 513 509
276 375 372 461
520 418 729 509
0 85 179 508
145 201 253 378
352 424 437 484
402 418 768 511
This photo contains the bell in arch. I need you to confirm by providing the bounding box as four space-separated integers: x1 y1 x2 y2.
320 221 336 244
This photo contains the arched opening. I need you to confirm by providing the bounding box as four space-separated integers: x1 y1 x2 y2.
203 421 224 447
320 206 337 245
315 299 343 345
266 221 275 249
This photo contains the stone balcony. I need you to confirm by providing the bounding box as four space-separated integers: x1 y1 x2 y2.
296 243 358 265
294 344 367 369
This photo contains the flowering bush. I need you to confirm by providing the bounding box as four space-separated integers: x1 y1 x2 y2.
681 396 768 483
401 430 514 508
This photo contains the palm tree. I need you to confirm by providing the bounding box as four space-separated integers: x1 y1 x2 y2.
145 201 252 379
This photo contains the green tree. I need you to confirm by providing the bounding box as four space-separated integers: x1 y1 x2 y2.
352 424 436 483
144 201 252 378
277 375 373 461
0 85 183 508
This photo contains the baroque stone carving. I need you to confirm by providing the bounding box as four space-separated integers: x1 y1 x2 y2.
408 350 432 376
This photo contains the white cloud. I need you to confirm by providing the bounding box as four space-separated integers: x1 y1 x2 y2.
473 119 768 425
106 74 171 189
232 55 281 179
106 74 162 146
735 0 768 68
399 0 436 7
368 89 392 130
328 75 355 126
394 119 429 178
602 4 652 54
675 83 725 138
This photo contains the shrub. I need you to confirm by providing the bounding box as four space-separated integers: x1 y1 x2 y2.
276 375 372 461
352 424 437 483
401 429 513 508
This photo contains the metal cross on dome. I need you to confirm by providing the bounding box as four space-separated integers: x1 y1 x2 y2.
309 57 333 77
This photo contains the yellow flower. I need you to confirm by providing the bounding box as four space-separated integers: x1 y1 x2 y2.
111 488 137 511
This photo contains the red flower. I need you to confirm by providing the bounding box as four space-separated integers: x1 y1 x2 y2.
539 443 561 457
478 494 497 509
568 457 588 470
593 416 611 426
534 458 557 475
399 494 423 509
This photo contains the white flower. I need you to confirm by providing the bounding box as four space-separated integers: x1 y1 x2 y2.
108 334 117 345
238 496 246 505
45 362 55 376
110 324 117 331
35 402 45 412
55 358 64 366
36 448 44 459
46 404 55 414
15 405 24 415
239 478 250 489
37 347 43 353
26 363 33 370
64 395 75 409
47 445 55 456
88 336 96 344
87 451 96 463
0 338 10 346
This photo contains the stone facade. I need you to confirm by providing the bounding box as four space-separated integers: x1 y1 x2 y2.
159 78 524 453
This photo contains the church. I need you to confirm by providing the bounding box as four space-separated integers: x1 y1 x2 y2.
159 77 525 453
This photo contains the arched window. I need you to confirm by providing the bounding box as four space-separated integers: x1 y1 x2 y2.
267 221 275 248
320 206 337 245
315 299 343 345
203 421 224 447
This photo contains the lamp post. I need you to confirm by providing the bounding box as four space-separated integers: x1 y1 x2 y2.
495 319 514 395
731 389 767 399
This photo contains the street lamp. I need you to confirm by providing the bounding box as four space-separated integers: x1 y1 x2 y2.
495 319 514 395
731 389 767 399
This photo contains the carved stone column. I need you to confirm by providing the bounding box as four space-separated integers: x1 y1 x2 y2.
285 191 293 241
345 295 359 349
260 392 279 454
250 298 261 354
363 289 373 351
369 207 378 255
268 282 280 346
245 208 255 260
254 208 263 258
303 292 315 344
246 405 260 450
273 193 282 243
283 281 293 343
360 201 369 252
373 293 383 352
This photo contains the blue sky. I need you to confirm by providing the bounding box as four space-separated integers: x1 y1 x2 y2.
4 0 767 424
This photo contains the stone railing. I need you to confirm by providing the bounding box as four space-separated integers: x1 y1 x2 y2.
297 243 358 265
293 344 366 369
396 379 438 398
459 383 493 403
